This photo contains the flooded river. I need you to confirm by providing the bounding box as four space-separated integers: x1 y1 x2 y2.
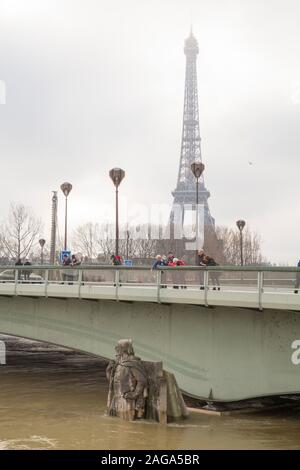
0 334 300 450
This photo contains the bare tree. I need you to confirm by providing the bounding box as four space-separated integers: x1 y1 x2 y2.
119 230 137 259
131 226 157 259
216 225 266 266
73 222 100 261
0 203 42 261
72 222 160 262
97 224 115 261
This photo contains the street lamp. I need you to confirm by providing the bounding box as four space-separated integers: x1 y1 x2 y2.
39 239 46 265
60 182 73 251
109 168 125 257
126 228 130 260
236 220 246 266
191 162 205 265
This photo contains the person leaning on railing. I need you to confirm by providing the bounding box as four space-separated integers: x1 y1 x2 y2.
111 255 123 286
152 255 165 269
168 257 186 289
61 254 72 283
152 255 167 288
203 255 221 291
111 254 123 266
70 254 82 283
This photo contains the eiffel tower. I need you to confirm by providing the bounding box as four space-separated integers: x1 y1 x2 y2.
170 31 221 260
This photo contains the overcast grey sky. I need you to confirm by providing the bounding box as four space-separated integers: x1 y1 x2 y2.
0 0 300 264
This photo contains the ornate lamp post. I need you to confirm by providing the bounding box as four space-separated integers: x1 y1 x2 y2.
39 239 46 265
236 220 246 266
109 168 125 257
126 228 130 260
60 182 73 251
191 162 205 265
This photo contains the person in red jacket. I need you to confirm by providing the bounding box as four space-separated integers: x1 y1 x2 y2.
169 258 186 288
111 254 123 266
168 257 186 266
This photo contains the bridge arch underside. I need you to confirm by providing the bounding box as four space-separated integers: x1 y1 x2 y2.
0 296 299 402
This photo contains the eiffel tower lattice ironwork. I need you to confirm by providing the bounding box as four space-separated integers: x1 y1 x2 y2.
171 31 215 234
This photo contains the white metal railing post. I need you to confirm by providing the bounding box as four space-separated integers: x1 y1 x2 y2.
78 269 83 299
157 269 162 303
204 270 209 307
115 269 119 302
44 269 49 298
258 271 264 311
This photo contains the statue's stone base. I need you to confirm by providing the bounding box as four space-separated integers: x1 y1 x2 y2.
144 361 188 424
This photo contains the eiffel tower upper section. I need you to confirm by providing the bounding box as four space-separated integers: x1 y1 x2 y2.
172 31 215 228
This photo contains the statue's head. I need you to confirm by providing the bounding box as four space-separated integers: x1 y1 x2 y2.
115 339 134 358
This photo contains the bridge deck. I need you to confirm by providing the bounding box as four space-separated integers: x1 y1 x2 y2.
0 265 299 311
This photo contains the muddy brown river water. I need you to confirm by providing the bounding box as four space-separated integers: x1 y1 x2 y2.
0 334 300 450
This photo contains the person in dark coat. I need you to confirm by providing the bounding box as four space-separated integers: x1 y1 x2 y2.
152 255 167 288
203 255 221 290
62 254 71 266
197 249 206 289
70 254 82 282
294 260 300 293
23 259 32 282
152 255 165 269
62 254 72 283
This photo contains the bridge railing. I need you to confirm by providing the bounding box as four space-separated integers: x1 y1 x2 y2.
0 265 299 286
0 265 299 309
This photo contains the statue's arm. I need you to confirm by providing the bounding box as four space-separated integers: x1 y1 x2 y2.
106 360 116 381
123 368 147 400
